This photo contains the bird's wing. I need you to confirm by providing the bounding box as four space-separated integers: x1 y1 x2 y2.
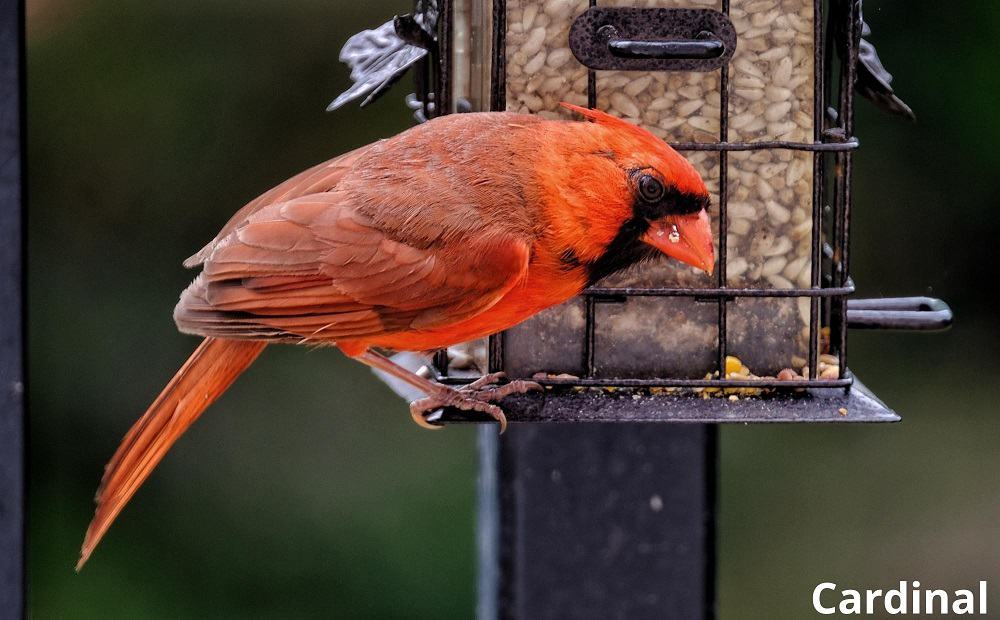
174 191 530 342
183 145 373 268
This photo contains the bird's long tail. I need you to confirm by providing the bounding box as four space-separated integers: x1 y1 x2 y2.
77 337 266 570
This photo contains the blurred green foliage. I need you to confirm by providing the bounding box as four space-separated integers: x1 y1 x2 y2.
26 1 999 618
29 1 477 618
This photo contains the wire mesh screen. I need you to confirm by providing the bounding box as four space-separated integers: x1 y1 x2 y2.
432 0 859 391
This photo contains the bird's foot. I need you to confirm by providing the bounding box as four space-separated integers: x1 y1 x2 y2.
409 372 543 433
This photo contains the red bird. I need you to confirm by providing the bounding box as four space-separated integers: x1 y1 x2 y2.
78 104 715 569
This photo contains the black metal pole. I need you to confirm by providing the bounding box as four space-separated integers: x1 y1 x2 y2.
478 424 717 620
0 0 23 617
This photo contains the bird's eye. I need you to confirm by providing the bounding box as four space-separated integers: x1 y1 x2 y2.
638 174 665 202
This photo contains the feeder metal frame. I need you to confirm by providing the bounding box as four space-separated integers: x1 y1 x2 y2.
481 0 856 388
405 0 949 423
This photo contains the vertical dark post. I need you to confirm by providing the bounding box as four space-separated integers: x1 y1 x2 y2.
0 0 24 617
478 424 717 620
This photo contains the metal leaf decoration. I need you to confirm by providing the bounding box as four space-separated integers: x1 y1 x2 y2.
327 1 438 111
855 20 915 121
835 0 915 121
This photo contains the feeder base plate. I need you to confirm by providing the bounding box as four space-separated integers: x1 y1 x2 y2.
432 377 899 425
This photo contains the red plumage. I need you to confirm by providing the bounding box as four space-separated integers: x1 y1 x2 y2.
78 106 715 568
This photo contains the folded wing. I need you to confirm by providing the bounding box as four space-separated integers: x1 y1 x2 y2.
175 191 530 343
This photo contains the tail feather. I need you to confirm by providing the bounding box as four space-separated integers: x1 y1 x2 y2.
77 337 266 570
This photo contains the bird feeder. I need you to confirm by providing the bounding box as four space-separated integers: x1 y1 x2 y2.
331 2 951 617
331 0 950 422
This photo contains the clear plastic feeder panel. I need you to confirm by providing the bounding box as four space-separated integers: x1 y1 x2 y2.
451 0 495 112
499 0 818 379
593 298 719 379
727 0 815 144
597 0 723 145
503 298 587 378
506 0 591 115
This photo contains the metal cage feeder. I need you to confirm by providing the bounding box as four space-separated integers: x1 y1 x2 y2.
326 2 954 617
336 0 950 424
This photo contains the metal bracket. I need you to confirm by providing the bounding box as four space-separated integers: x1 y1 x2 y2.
392 13 436 52
569 7 736 72
846 296 953 331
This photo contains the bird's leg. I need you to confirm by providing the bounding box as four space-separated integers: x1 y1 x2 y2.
350 350 542 432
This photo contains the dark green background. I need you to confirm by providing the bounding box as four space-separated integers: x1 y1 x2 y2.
26 1 999 617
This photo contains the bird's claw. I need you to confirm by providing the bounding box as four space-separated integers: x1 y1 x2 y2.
409 372 543 433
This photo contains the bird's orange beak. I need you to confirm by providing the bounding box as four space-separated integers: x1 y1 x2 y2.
641 209 716 275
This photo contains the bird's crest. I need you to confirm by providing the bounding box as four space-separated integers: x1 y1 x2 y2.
559 102 706 198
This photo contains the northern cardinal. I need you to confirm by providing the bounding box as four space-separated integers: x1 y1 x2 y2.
78 104 715 569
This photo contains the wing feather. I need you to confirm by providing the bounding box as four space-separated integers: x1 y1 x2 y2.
183 145 372 268
177 117 544 345
175 191 530 344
